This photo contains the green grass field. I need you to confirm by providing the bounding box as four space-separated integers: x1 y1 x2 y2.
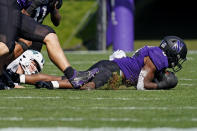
0 46 197 130
43 0 97 49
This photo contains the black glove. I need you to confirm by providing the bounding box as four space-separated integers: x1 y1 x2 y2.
49 0 62 10
56 0 62 9
2 69 16 88
6 69 20 83
155 70 178 90
35 81 54 89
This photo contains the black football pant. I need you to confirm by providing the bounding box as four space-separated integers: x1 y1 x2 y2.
0 0 20 52
0 0 54 53
88 60 120 88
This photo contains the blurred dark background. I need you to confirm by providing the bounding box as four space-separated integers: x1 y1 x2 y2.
76 0 197 50
135 0 197 39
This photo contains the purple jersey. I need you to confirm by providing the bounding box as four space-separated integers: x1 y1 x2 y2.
113 46 169 85
17 0 31 9
31 4 51 23
17 0 52 23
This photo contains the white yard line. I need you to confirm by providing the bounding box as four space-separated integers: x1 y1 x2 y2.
1 127 197 131
88 106 197 110
188 50 197 54
0 106 197 110
3 96 62 99
0 117 197 122
1 96 164 101
0 107 23 110
179 78 197 81
69 97 164 101
179 84 194 86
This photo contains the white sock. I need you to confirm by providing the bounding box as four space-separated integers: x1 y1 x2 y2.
19 74 25 83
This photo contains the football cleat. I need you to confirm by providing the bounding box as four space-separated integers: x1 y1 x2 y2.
35 81 54 90
69 68 99 89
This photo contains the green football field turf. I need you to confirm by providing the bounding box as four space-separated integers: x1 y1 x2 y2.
0 48 197 130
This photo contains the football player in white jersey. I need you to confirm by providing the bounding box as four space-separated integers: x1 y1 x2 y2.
6 49 72 89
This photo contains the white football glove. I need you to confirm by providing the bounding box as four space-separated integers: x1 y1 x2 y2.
109 50 126 61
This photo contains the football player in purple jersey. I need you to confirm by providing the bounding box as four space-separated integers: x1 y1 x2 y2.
0 0 98 90
9 36 186 90
17 0 62 26
17 0 62 51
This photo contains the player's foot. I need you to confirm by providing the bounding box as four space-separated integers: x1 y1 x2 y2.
80 82 96 90
35 81 54 90
69 68 99 89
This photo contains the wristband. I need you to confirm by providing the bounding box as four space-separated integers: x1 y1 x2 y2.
51 81 59 89
19 74 25 83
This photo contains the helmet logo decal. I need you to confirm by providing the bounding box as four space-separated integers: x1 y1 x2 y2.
171 40 184 53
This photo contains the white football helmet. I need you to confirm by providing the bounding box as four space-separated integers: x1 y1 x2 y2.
19 50 45 75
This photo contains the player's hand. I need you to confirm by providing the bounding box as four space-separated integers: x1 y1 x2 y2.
55 0 62 9
14 85 26 89
156 70 178 89
21 9 30 16
6 69 20 83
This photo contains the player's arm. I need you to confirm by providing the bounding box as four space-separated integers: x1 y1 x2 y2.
137 57 178 90
137 56 158 90
21 9 30 16
50 1 61 26
20 73 63 85
35 79 73 89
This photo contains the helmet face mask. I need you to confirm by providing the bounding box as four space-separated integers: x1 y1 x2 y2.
159 36 187 72
170 57 186 72
20 60 39 75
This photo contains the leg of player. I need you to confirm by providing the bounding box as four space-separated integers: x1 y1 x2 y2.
0 43 9 75
18 14 99 89
0 0 21 89
43 33 71 71
0 43 10 74
2 40 32 69
43 33 99 89
0 42 10 56
35 60 120 90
